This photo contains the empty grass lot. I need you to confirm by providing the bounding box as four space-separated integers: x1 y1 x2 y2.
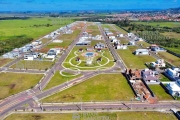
0 73 43 99
132 21 180 28
158 52 180 66
117 47 156 69
0 58 12 67
0 17 73 40
42 74 134 102
161 32 180 40
5 112 177 120
113 25 128 34
136 41 151 48
44 72 82 90
11 60 54 70
86 25 101 36
149 85 173 100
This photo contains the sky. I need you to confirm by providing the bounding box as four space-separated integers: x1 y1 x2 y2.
0 0 179 11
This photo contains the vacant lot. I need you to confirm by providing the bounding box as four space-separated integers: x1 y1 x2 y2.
0 58 12 67
0 17 73 40
136 41 151 48
113 25 128 34
44 72 82 90
86 25 101 36
161 32 180 40
0 73 43 99
5 112 177 120
132 21 180 28
149 85 173 101
42 74 134 102
11 60 54 70
117 48 155 69
158 52 180 66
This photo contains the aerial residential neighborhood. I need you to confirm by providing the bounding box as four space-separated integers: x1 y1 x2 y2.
0 1 180 120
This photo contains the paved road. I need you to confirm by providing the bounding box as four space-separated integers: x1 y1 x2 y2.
98 25 127 72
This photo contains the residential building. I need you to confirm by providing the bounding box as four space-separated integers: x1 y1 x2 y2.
141 68 159 83
166 80 180 97
150 59 166 68
165 67 180 81
94 42 106 49
115 44 127 49
134 49 149 55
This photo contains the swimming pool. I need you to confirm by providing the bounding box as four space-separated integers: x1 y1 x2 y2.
85 52 94 57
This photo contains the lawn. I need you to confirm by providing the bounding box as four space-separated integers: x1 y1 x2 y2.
149 85 173 101
5 112 177 120
117 48 155 69
44 72 82 90
0 17 73 41
159 74 171 82
42 74 134 102
11 60 54 70
63 46 114 70
0 58 12 67
157 52 180 67
120 38 129 44
101 24 113 30
132 21 180 28
161 32 180 40
0 73 43 99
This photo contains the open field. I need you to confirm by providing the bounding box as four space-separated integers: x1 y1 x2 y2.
149 85 173 100
157 52 180 67
113 25 128 34
0 17 73 40
161 32 180 40
0 73 43 99
44 72 82 90
86 25 101 36
11 60 54 70
0 58 12 67
136 41 151 48
132 21 180 28
117 47 156 69
5 112 177 120
42 74 134 102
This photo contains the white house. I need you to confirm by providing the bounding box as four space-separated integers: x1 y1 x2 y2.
166 80 180 97
108 36 116 39
117 34 124 38
24 54 34 60
150 59 166 68
111 39 119 43
32 40 42 46
116 44 127 49
134 49 149 55
92 35 103 40
128 41 135 45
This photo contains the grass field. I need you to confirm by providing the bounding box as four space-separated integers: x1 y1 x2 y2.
11 60 54 70
44 72 82 90
0 58 12 67
0 73 43 99
159 74 171 82
158 52 180 67
132 21 180 28
0 17 73 40
161 32 180 40
42 74 134 102
5 112 177 120
149 85 173 100
113 25 128 34
117 47 156 69
86 25 101 36
136 41 151 48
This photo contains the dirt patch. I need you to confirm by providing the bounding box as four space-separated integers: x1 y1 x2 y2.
35 48 49 53
62 94 75 99
9 84 16 89
32 115 42 120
